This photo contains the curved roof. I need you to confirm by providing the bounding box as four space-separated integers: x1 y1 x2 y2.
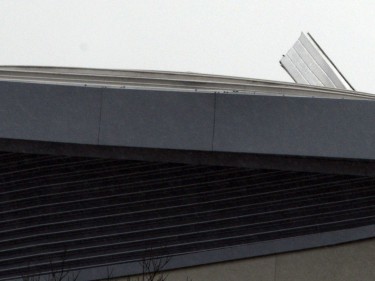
0 66 374 100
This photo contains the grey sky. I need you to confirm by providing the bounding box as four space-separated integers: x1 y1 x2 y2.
1 0 374 93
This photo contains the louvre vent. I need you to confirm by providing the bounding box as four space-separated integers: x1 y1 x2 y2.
0 151 375 280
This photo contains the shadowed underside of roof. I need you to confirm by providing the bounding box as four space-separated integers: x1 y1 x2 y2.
0 151 375 280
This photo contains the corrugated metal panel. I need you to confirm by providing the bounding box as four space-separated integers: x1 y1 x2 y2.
0 152 375 280
281 32 354 90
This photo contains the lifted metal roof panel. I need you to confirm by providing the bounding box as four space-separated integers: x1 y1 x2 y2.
286 47 324 86
293 40 336 88
278 55 309 85
281 32 354 90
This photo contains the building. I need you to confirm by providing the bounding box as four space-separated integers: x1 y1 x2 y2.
0 66 375 281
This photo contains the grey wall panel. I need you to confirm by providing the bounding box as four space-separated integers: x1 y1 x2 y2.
0 81 102 145
2 79 375 161
99 88 215 151
213 94 375 159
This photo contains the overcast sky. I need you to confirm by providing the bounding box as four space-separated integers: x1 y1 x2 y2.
1 0 374 93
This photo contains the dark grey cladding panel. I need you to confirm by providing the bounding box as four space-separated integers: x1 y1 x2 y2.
99 88 215 150
0 81 102 145
214 94 375 159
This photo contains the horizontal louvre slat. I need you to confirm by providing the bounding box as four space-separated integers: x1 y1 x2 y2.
0 151 374 280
